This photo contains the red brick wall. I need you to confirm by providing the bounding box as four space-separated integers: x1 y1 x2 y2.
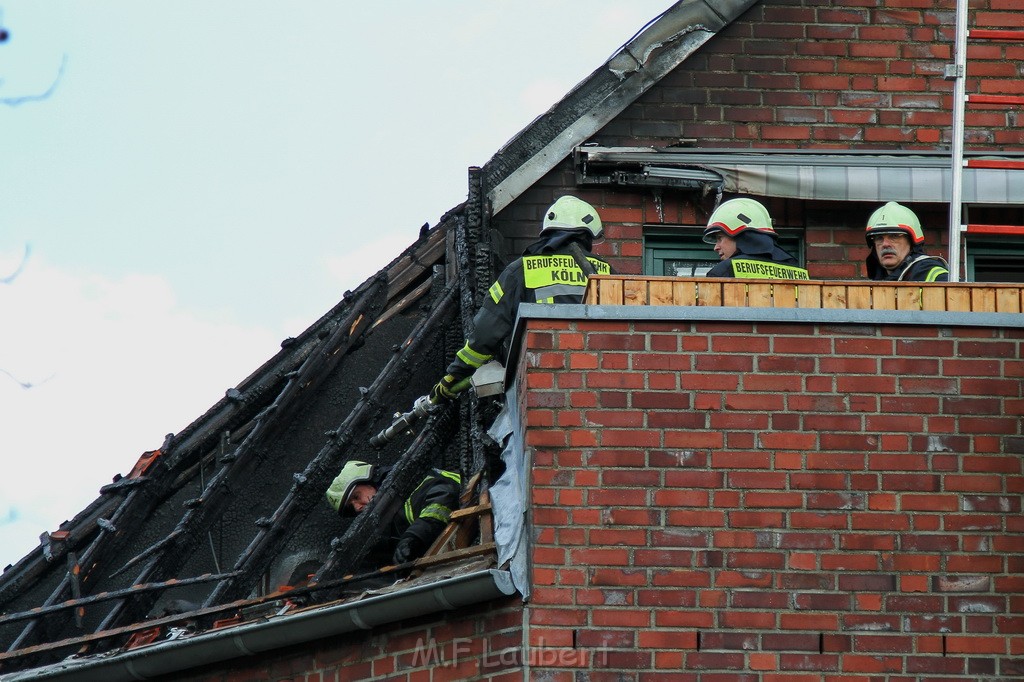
603 0 1024 150
169 596 523 682
524 318 1024 679
491 0 1024 276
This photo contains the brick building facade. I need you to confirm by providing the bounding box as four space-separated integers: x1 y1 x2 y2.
150 309 1022 681
3 1 1021 680
522 314 1022 679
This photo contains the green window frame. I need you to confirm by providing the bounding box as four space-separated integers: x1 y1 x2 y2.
644 226 805 277
965 241 1024 283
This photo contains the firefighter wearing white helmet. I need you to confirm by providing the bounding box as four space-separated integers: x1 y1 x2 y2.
431 195 613 402
326 460 461 565
702 198 809 280
864 201 948 282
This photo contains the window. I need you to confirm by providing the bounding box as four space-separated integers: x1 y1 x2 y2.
966 242 1024 283
962 205 1024 283
644 226 805 277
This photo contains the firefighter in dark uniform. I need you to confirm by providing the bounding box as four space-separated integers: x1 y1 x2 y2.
326 460 461 565
430 195 612 402
703 197 809 280
864 201 949 282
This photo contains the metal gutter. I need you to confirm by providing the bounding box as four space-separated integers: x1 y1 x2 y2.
2 569 517 682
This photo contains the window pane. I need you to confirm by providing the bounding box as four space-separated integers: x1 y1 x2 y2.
972 255 1024 283
665 260 717 277
966 241 1024 283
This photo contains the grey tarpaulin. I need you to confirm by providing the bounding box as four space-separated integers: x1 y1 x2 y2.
486 381 530 600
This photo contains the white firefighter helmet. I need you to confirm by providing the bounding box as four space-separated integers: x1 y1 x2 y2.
540 196 603 238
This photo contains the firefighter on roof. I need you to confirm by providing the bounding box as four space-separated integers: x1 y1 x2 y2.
703 197 809 280
326 460 462 565
864 201 949 282
430 195 612 402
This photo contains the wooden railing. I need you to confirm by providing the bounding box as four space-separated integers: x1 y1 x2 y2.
584 276 1024 314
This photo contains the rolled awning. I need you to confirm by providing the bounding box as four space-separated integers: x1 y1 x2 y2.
576 147 1024 204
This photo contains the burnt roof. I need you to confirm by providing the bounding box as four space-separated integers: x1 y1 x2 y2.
0 2 761 676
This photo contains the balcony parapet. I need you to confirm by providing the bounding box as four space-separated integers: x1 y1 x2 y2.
585 276 1024 314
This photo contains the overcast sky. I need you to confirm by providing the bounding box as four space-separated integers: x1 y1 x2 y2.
0 2 676 570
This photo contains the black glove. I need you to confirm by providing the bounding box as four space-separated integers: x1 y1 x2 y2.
392 536 423 565
429 374 460 404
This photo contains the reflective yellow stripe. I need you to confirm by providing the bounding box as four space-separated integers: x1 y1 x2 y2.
456 342 491 369
405 471 461 524
439 471 461 485
924 267 948 282
420 503 453 524
521 254 611 290
730 259 810 280
489 281 504 304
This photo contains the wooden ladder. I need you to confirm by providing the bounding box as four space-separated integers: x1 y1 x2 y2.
412 471 496 571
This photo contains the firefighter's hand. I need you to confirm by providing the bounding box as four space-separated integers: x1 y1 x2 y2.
392 536 421 565
429 374 459 404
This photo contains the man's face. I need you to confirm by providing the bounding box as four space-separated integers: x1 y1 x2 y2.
713 233 738 260
872 232 911 271
348 483 377 514
872 231 913 268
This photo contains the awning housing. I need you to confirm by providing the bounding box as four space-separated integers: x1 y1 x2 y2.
575 146 1024 204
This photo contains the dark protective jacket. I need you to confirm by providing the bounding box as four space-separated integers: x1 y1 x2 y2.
377 466 462 559
866 247 949 282
445 231 612 380
706 229 809 279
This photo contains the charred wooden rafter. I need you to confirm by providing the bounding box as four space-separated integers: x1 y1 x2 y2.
91 276 391 635
200 284 460 606
310 405 457 585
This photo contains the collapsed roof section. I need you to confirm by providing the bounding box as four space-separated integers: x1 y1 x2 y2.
0 1 765 677
0 215 472 675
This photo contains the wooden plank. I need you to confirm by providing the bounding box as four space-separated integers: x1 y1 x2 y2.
602 279 624 305
450 502 492 520
672 280 698 306
373 280 431 329
624 279 648 306
796 283 821 309
970 287 997 313
823 285 848 309
697 281 722 307
747 283 773 307
459 472 483 506
649 280 675 306
773 283 798 308
847 285 872 310
723 282 746 307
946 287 971 312
386 228 445 300
920 286 947 311
994 288 1019 313
412 543 497 570
583 277 1024 314
896 287 923 311
872 286 897 310
423 522 460 558
478 488 494 545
